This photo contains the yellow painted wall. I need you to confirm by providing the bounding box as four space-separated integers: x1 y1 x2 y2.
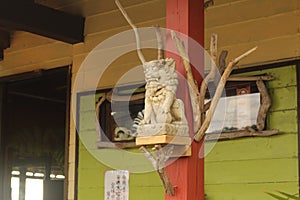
0 0 299 199
205 0 300 67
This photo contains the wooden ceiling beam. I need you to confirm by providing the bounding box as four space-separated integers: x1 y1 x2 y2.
0 0 85 44
0 29 10 60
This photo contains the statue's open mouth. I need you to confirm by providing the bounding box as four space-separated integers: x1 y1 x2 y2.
155 87 163 94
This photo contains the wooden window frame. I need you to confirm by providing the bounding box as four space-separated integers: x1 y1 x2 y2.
76 84 146 149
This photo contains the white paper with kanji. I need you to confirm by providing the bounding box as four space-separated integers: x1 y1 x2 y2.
105 170 129 200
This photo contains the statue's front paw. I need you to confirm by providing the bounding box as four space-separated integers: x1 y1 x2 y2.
139 119 150 125
156 113 172 124
162 109 170 114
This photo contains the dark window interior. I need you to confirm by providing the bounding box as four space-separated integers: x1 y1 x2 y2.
0 67 69 200
98 85 145 143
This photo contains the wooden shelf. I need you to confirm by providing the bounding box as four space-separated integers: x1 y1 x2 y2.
136 135 191 146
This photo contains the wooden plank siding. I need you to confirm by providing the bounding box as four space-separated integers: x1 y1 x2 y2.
0 0 298 199
205 65 298 199
205 0 300 67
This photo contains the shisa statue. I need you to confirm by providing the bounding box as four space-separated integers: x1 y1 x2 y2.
137 58 189 137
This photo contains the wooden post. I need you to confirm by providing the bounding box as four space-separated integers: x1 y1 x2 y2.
44 158 51 200
166 0 204 200
0 85 5 200
19 167 26 200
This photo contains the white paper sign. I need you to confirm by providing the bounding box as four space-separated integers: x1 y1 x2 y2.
105 170 129 200
207 93 260 133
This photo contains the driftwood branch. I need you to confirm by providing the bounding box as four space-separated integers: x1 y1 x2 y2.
218 50 228 74
199 34 218 124
95 96 106 118
139 145 175 196
170 31 199 94
203 100 211 112
228 75 274 81
154 26 164 60
95 95 106 140
153 145 175 196
205 129 279 141
194 47 258 142
171 30 201 132
139 146 157 167
115 0 146 64
256 80 272 131
233 47 257 63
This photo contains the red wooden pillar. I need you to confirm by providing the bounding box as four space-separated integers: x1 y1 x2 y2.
166 0 204 200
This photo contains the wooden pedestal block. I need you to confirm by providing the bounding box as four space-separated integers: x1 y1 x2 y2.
136 135 192 157
136 135 191 146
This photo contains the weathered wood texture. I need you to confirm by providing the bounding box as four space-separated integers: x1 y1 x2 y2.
205 65 298 200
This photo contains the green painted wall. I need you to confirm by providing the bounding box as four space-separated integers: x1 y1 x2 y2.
77 143 164 199
77 65 298 199
205 65 298 199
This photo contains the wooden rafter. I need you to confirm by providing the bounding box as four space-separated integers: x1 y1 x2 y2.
0 0 85 44
0 29 10 60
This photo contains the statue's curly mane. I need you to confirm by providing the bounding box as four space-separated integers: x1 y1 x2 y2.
144 58 178 95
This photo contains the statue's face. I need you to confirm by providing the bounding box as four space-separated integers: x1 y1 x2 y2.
144 60 161 83
143 58 177 87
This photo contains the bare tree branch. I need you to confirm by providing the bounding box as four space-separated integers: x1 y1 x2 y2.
115 0 146 64
139 145 175 196
218 50 228 74
199 34 218 124
194 47 258 142
256 80 271 131
171 30 201 132
228 75 274 81
154 25 164 60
